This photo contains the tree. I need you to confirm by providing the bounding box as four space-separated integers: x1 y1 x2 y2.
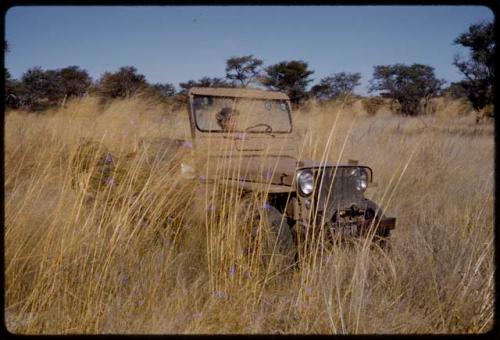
260 60 314 104
4 40 16 108
369 63 445 115
5 68 19 109
19 67 65 108
58 66 92 101
5 68 11 84
311 72 361 100
8 66 93 110
453 21 494 111
97 66 148 99
151 83 176 97
441 81 469 99
225 55 263 87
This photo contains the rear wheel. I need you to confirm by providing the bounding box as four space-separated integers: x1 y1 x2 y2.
70 140 115 198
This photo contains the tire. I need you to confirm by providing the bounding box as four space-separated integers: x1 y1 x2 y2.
237 197 296 274
364 199 392 249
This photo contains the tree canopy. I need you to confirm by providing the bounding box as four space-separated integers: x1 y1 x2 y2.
311 72 361 100
225 55 263 87
453 21 494 111
260 60 314 104
58 66 92 98
20 67 65 107
98 66 148 99
151 83 176 97
369 63 445 115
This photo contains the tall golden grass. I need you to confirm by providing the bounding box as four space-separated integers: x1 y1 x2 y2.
4 96 494 334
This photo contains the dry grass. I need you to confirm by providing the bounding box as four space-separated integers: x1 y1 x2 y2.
4 96 494 334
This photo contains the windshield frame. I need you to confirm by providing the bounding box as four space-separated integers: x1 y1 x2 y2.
190 95 293 134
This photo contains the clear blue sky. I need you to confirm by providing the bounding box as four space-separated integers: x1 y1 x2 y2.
5 5 494 95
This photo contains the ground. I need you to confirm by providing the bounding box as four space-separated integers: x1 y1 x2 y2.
4 96 494 334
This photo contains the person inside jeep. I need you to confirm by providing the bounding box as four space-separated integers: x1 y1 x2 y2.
216 107 239 131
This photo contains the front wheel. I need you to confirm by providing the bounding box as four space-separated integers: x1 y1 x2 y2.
364 199 393 249
237 197 296 274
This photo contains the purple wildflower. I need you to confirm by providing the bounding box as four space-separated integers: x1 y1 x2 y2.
214 290 225 300
104 153 114 164
264 169 272 180
105 177 115 186
119 273 129 286
305 287 312 295
199 175 207 183
229 265 237 277
207 204 216 212
182 141 193 148
263 202 272 210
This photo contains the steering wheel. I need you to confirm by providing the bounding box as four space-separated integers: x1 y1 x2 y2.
244 123 273 133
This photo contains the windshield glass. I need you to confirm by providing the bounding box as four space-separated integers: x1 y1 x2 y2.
192 95 292 133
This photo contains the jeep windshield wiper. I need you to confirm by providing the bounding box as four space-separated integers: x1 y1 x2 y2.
244 123 273 133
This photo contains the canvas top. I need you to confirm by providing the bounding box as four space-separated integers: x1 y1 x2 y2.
188 87 290 100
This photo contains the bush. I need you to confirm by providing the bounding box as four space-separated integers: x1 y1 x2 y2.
58 66 92 100
369 63 445 116
19 67 65 109
442 81 469 99
362 97 385 116
97 66 148 101
6 66 93 111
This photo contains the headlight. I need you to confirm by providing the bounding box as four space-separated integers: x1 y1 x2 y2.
350 167 368 191
298 170 314 196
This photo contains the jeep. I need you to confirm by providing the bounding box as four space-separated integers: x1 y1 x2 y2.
71 86 396 267
184 87 396 263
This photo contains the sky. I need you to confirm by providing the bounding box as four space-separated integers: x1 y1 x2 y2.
5 5 494 95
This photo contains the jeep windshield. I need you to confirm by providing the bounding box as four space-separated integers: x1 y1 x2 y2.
192 95 292 133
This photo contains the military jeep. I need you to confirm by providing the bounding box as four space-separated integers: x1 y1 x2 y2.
184 87 396 261
72 87 396 267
